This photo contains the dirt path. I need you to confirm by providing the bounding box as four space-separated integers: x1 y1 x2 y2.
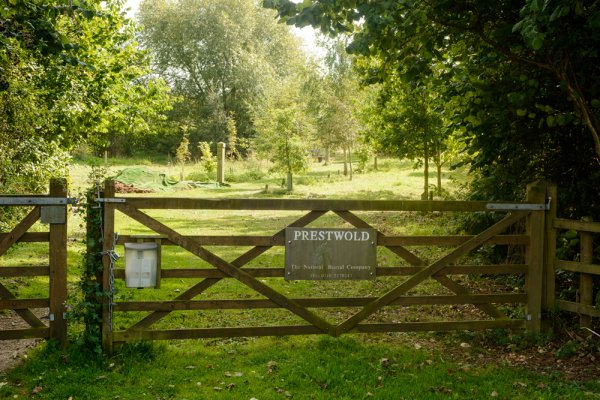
0 311 44 373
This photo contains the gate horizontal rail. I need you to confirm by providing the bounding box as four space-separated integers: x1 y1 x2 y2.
110 197 546 212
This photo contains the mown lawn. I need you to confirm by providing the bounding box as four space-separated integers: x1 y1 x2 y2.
1 158 598 399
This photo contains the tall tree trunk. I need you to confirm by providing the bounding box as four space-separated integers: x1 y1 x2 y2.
435 148 442 196
374 154 378 171
343 147 348 176
422 142 429 200
348 144 353 181
287 172 293 192
436 163 442 196
325 146 330 165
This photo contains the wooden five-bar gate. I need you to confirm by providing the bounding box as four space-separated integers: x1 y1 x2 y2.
0 179 69 345
98 180 553 353
4 179 600 353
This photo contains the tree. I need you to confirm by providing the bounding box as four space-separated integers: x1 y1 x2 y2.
0 1 174 196
310 35 363 178
253 79 314 191
225 113 240 160
375 81 445 199
139 0 306 152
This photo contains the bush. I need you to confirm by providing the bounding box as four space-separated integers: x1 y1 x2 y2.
186 170 211 182
226 169 266 183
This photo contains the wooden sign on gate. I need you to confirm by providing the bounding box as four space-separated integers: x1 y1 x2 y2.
285 227 377 280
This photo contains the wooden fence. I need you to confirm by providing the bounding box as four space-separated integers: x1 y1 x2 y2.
552 214 600 327
99 180 552 352
0 179 69 345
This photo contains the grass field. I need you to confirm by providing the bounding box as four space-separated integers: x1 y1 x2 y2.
1 157 599 399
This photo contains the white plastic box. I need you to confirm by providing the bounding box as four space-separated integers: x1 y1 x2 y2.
124 242 159 288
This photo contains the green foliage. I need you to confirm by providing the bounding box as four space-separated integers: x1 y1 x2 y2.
175 134 191 165
0 0 175 234
139 0 306 150
266 0 600 219
252 79 314 190
226 113 240 159
71 186 107 354
197 141 217 174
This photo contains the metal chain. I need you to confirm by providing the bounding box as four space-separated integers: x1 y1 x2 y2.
105 235 119 333
95 180 119 333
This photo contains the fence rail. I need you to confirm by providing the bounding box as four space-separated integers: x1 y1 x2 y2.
553 216 600 327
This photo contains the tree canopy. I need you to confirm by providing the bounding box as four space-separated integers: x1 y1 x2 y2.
266 0 600 216
139 0 307 155
0 0 174 195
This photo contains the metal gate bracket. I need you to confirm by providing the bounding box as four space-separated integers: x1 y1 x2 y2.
95 198 126 203
486 202 548 211
0 197 76 206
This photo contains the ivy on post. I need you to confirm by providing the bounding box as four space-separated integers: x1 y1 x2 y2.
79 182 105 353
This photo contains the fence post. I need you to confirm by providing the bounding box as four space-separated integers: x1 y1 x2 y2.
542 183 557 331
580 216 593 328
525 180 546 334
102 180 116 354
48 178 68 346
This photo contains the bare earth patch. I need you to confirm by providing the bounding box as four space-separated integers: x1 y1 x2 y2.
0 311 44 373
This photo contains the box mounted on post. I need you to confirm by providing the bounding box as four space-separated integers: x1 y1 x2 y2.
124 240 161 288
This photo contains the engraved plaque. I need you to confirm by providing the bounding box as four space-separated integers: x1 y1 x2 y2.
285 228 377 280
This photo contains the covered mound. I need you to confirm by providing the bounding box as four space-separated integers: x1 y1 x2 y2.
112 167 225 193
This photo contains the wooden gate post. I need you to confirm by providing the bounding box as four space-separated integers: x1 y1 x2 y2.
525 180 547 334
102 180 116 354
49 178 68 346
579 217 594 328
542 183 557 331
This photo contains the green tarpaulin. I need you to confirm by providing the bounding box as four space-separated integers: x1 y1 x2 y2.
112 167 226 192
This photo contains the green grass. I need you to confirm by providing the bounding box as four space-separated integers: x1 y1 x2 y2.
2 157 597 399
2 336 598 400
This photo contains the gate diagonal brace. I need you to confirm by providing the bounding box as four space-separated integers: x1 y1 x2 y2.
334 212 528 336
0 207 41 258
0 282 46 328
335 210 424 266
335 210 506 320
117 204 334 334
126 210 326 331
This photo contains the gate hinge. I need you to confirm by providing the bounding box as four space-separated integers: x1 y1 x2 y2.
525 313 542 321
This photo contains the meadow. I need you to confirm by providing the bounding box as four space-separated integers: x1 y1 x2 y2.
0 157 599 399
